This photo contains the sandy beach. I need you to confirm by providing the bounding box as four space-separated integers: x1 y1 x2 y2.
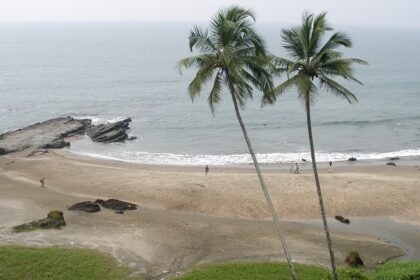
0 149 419 279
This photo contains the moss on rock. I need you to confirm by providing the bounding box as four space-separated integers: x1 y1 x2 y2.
345 251 364 267
13 211 66 233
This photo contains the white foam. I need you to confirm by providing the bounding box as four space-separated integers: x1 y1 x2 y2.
72 115 127 125
69 149 420 166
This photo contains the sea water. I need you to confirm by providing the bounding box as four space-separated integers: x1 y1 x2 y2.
0 22 419 165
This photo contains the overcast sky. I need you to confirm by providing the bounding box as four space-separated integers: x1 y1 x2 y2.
1 0 419 27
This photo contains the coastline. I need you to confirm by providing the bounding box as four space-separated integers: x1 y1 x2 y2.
1 148 419 278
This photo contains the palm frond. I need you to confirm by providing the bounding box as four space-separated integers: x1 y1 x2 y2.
318 75 358 103
208 72 223 113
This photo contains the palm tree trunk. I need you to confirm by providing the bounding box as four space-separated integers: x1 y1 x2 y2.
305 98 338 280
231 93 297 280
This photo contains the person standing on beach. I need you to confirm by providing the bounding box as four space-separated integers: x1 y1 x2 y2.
205 165 209 175
40 177 45 188
294 163 300 174
329 161 333 173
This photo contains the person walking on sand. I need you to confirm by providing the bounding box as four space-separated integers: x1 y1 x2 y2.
328 161 333 173
40 177 45 188
294 163 300 174
205 165 209 175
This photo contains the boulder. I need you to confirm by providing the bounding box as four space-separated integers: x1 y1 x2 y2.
39 139 70 149
389 157 400 161
68 201 100 213
13 210 66 233
95 198 137 213
335 215 350 224
345 251 364 267
387 162 397 166
85 118 132 143
347 157 357 162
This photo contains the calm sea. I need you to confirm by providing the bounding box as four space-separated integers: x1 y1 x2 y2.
0 22 419 165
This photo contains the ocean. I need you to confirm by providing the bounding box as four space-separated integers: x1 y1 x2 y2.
1 22 419 165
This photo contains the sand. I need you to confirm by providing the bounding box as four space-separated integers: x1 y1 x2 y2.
0 149 419 279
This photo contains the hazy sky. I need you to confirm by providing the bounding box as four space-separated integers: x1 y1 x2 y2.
1 0 419 27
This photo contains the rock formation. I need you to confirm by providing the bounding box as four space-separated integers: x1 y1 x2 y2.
68 201 101 213
13 211 66 232
0 116 134 155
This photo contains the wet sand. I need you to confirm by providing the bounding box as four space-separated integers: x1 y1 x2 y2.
0 149 419 278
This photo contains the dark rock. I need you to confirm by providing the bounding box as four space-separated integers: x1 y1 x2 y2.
345 251 364 267
39 139 70 149
389 157 400 161
335 215 350 224
387 162 397 166
347 157 357 162
114 210 124 214
301 158 307 162
68 201 100 213
85 118 132 143
95 199 137 213
0 117 91 155
13 210 66 233
127 136 137 141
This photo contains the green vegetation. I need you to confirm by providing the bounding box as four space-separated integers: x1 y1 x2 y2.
1 247 419 280
265 12 368 280
0 246 135 280
178 262 420 280
178 5 296 279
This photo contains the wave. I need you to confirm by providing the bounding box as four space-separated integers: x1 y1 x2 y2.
69 149 420 166
72 115 128 125
317 115 420 127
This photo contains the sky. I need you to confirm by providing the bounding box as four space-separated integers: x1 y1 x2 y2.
1 0 419 27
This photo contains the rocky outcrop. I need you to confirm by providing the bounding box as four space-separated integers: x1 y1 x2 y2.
347 157 357 161
13 211 66 232
0 116 134 155
95 199 137 213
68 201 101 213
85 118 132 143
0 117 91 155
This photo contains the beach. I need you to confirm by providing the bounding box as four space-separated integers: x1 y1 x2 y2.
0 149 419 278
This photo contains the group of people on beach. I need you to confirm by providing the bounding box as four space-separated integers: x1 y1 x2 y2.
289 161 333 174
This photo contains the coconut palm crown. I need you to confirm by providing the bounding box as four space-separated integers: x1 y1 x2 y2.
178 6 297 280
178 6 273 113
266 11 367 105
265 12 367 280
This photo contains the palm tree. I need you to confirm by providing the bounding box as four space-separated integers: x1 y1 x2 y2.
265 12 367 280
178 6 297 280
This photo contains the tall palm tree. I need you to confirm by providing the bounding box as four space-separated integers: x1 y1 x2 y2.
265 12 367 280
178 6 297 280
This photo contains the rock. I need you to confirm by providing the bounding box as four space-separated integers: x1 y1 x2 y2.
0 117 91 155
347 157 357 161
345 251 364 267
39 139 70 149
335 215 350 224
95 199 137 213
387 162 397 166
0 116 135 155
127 136 137 141
389 157 400 161
68 201 100 213
13 210 66 233
85 118 132 143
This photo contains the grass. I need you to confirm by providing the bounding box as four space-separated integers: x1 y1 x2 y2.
1 245 419 280
0 246 135 280
178 261 420 280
